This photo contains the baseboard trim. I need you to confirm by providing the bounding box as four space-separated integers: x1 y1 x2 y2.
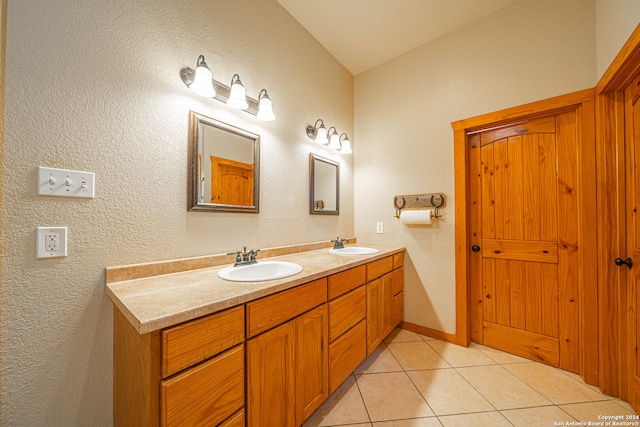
400 321 457 344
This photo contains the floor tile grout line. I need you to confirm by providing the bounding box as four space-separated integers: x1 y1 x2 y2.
351 372 373 425
392 332 502 419
456 362 555 408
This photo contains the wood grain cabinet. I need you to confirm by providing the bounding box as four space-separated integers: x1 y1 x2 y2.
114 305 245 427
113 250 405 427
328 266 367 393
246 278 328 427
367 254 404 355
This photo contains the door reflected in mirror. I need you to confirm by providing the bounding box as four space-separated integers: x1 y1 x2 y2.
188 111 260 213
310 153 339 215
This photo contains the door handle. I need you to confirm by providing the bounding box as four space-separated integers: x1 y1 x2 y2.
615 257 633 269
471 245 481 252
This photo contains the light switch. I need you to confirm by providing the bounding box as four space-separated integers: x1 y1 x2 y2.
37 227 67 258
38 166 95 198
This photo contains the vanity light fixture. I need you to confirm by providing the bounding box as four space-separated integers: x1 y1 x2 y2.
189 55 216 97
226 74 249 110
306 119 352 154
180 55 276 121
307 119 328 145
256 89 275 121
339 133 352 154
327 127 341 150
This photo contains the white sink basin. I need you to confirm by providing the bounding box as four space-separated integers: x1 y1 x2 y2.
217 261 303 282
330 247 380 255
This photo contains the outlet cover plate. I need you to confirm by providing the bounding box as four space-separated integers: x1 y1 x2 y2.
37 226 67 258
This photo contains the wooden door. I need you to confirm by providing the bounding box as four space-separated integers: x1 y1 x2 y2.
210 155 254 206
295 305 328 425
624 74 640 412
469 113 581 372
246 321 296 427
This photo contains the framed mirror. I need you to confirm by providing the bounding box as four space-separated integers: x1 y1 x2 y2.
309 153 339 215
188 111 260 213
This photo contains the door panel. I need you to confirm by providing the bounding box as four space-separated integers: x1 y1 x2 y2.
210 155 254 206
624 74 640 413
471 114 579 372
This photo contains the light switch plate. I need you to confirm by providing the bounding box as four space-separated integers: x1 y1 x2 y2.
38 166 95 198
37 227 67 258
376 222 384 234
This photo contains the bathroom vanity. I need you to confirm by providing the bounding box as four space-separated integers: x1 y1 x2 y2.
106 243 405 427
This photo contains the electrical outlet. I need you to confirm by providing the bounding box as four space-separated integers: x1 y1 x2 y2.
376 222 384 234
37 227 67 258
45 233 59 251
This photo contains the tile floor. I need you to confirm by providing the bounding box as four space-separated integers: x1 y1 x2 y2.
303 329 637 427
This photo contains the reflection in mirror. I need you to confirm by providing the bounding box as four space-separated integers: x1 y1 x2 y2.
188 111 260 212
310 153 339 215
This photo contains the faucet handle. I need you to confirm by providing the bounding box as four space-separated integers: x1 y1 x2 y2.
227 250 242 264
250 249 260 261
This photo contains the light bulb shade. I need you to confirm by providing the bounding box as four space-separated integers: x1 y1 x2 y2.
227 74 248 109
339 133 352 154
339 138 352 154
328 132 341 149
315 125 328 144
257 90 275 121
190 56 216 97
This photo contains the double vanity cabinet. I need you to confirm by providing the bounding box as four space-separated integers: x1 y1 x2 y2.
107 245 404 427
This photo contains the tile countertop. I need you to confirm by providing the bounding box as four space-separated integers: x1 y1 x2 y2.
105 244 405 335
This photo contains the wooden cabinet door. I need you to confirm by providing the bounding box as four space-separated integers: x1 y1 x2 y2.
367 278 382 354
381 272 395 338
392 267 404 327
295 304 328 425
246 321 296 427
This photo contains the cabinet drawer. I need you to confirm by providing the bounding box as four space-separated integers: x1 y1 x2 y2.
161 345 244 427
329 320 367 393
393 251 404 270
329 285 366 342
219 409 244 427
392 267 404 296
162 306 244 378
246 278 327 337
328 265 366 299
366 256 393 282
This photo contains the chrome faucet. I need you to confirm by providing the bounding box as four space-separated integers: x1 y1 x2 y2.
228 247 260 266
331 237 350 249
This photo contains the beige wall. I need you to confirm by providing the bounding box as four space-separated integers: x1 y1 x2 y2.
354 0 596 334
1 0 353 424
596 0 640 78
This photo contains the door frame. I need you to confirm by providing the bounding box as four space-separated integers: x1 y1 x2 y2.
594 24 640 400
452 88 598 385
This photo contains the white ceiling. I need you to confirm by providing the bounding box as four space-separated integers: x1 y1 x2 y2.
277 0 518 75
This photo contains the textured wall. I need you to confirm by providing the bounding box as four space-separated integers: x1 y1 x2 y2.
596 0 640 79
1 0 353 425
354 0 596 334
